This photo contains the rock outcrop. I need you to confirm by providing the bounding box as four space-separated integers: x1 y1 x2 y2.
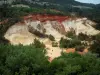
4 23 36 45
4 14 98 60
4 14 99 45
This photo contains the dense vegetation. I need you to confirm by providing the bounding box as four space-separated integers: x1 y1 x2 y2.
33 39 45 48
11 0 100 23
0 5 65 20
0 44 48 75
89 34 100 56
59 37 82 48
61 31 100 55
0 44 100 75
60 31 89 49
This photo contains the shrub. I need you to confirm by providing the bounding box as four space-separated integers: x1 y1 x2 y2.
52 42 58 47
48 34 55 41
75 46 85 52
59 37 82 48
89 33 100 56
34 39 45 48
78 33 90 41
66 31 76 39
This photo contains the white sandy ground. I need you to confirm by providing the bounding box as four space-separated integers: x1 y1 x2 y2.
46 45 62 59
40 38 63 59
5 33 35 45
4 24 36 45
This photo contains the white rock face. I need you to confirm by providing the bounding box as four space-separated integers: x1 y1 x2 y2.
4 17 99 45
25 20 65 41
63 18 99 35
43 21 65 41
4 24 35 45
4 17 100 59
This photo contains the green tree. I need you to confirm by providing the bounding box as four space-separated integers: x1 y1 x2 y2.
89 34 100 56
48 34 55 41
59 37 81 48
47 52 100 75
0 44 48 75
52 42 58 47
66 31 76 39
0 44 100 75
34 39 45 48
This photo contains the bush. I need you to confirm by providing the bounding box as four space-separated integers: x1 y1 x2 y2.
59 37 82 48
66 31 76 39
52 42 58 47
89 34 100 56
75 46 85 52
48 34 55 41
33 39 45 48
78 33 90 41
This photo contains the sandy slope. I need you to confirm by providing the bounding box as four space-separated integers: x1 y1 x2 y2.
44 21 64 41
4 24 36 45
40 38 63 59
4 17 99 59
63 18 100 35
46 45 62 59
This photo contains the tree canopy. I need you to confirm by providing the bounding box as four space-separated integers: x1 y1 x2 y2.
0 44 100 75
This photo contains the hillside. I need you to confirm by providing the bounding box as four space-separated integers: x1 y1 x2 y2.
1 0 100 75
1 0 100 23
3 14 99 59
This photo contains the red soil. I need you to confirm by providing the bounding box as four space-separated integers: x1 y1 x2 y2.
23 14 69 33
66 48 88 55
23 14 69 22
0 14 69 25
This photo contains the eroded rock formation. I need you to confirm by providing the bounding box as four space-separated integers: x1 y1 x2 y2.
4 14 99 45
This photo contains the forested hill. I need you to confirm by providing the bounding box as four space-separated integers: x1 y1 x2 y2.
1 0 99 23
0 0 100 23
3 0 97 6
